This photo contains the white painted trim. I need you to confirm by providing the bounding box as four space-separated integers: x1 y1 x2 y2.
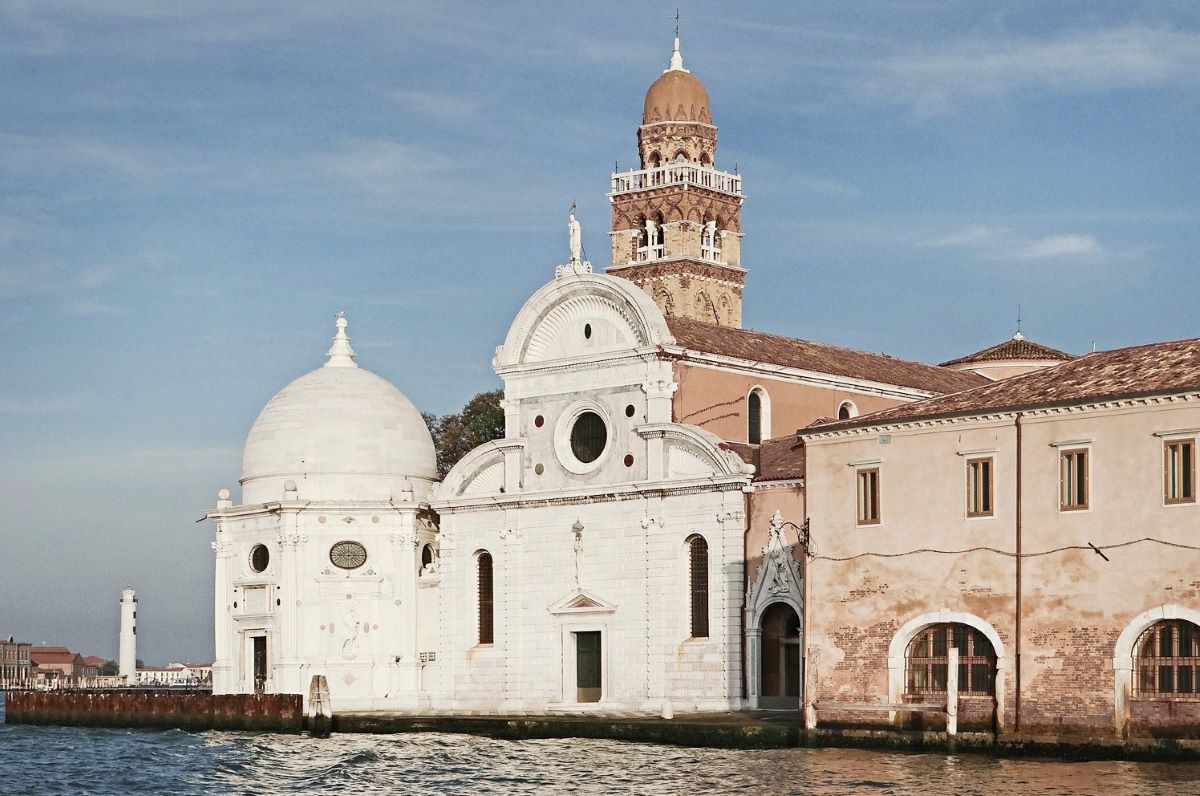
956 448 997 457
1153 428 1200 439
747 385 772 442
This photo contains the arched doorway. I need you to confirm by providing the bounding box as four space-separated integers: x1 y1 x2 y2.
759 602 801 709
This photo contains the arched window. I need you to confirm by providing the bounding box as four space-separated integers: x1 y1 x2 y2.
420 543 434 571
477 552 494 645
748 388 770 444
906 623 996 696
687 535 709 638
699 152 711 167
1135 620 1200 696
838 401 858 420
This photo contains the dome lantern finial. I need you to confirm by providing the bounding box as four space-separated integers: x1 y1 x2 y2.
667 11 687 73
325 311 358 368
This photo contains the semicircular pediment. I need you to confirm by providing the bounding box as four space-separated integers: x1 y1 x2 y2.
496 274 673 370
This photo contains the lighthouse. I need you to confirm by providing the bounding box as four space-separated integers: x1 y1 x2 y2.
119 586 137 682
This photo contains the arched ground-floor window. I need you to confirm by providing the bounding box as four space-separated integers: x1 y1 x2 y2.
1135 620 1200 697
905 623 996 696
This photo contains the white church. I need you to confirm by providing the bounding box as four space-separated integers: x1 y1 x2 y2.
206 37 1011 715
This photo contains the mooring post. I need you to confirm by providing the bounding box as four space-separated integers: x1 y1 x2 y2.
307 675 332 738
804 648 819 731
946 647 959 740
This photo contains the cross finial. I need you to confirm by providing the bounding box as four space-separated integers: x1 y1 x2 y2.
1014 304 1024 340
668 11 685 72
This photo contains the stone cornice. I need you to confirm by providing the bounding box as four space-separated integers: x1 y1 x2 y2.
799 391 1200 442
432 475 749 516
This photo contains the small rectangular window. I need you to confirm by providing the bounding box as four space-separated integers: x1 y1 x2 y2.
967 457 993 517
856 468 880 525
1165 439 1196 504
1060 449 1089 511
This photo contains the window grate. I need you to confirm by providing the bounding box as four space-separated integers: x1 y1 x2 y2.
906 623 996 696
688 535 709 638
477 552 494 645
1135 620 1200 698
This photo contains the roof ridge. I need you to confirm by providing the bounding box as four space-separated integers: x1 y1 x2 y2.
667 317 968 373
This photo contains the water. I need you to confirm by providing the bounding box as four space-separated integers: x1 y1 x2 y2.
3 695 1199 795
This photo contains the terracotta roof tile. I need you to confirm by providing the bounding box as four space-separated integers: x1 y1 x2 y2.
31 649 80 664
667 317 986 394
806 337 1200 431
941 334 1074 366
757 436 806 481
719 438 805 481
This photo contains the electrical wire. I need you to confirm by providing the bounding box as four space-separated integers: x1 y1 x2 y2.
809 536 1200 563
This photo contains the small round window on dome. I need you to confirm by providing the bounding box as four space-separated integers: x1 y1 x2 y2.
330 540 368 570
570 411 607 463
249 544 269 573
625 404 635 418
584 323 592 340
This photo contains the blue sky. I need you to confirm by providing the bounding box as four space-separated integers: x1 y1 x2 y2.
1 1 1197 663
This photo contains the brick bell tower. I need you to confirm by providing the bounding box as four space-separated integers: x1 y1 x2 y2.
606 34 746 327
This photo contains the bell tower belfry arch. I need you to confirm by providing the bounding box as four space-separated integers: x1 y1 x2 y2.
606 34 746 327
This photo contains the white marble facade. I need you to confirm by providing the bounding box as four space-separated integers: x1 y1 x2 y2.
208 268 755 713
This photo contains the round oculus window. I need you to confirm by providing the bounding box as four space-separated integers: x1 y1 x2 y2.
330 540 368 570
570 411 607 463
249 544 270 573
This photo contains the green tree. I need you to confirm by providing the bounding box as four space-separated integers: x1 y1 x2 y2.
99 659 119 676
425 389 505 478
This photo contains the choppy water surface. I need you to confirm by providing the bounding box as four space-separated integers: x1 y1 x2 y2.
3 695 1199 795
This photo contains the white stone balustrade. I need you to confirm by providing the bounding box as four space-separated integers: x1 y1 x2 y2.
611 163 742 197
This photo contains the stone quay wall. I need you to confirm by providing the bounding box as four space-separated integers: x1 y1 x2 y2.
5 690 304 732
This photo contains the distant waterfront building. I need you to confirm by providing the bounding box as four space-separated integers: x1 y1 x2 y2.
30 647 88 687
203 33 1199 742
134 662 211 687
1 636 33 688
118 586 137 683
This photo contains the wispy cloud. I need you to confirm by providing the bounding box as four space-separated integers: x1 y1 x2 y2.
920 225 1110 262
861 25 1200 113
62 296 128 315
1014 233 1103 260
318 139 453 194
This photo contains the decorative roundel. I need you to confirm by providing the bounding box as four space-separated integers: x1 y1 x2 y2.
249 544 270 573
625 404 635 418
534 415 545 428
570 411 607 463
623 454 634 468
534 463 545 475
329 540 368 570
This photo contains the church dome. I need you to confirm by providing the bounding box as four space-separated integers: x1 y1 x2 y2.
239 315 437 505
642 38 711 125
